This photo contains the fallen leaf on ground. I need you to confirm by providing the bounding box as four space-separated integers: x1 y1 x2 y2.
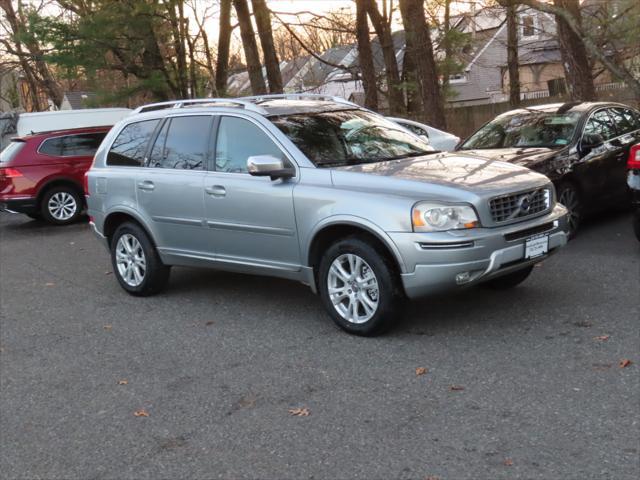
103 325 112 331
134 409 149 417
592 363 612 370
205 321 214 326
104 271 112 275
573 321 592 328
620 359 632 368
118 379 128 385
415 367 427 376
424 476 440 480
449 385 465 391
288 407 310 417
45 282 55 287
503 458 513 466
594 335 610 341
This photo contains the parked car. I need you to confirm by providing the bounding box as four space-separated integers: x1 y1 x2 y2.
87 95 568 336
387 117 460 151
0 126 110 225
456 102 640 237
628 143 640 241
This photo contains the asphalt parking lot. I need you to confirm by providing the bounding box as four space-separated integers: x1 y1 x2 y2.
0 210 638 480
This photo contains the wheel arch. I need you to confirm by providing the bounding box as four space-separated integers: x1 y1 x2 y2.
36 177 84 207
102 209 156 249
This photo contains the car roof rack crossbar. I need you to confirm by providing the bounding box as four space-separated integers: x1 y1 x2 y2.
132 98 267 115
239 93 359 108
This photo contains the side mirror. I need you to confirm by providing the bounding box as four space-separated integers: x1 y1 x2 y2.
247 155 295 180
580 133 604 156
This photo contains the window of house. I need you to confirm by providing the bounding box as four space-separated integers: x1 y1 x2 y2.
522 15 537 37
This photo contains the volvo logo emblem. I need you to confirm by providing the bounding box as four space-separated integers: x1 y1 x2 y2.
519 195 531 212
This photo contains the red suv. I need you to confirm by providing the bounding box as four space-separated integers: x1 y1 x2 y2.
0 126 109 225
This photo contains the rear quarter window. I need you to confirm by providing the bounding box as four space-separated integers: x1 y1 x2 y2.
0 141 25 164
107 120 159 167
39 137 64 156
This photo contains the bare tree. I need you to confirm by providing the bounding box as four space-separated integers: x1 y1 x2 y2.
251 0 283 93
355 0 378 110
216 0 233 95
399 0 446 129
232 0 267 95
505 1 520 107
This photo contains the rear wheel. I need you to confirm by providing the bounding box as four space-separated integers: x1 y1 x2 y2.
633 211 640 242
110 222 170 296
40 186 83 225
482 265 534 290
318 236 402 336
557 182 582 239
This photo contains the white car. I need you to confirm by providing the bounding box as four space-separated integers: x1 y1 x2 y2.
387 117 460 151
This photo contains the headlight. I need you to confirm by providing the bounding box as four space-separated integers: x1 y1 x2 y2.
412 202 479 232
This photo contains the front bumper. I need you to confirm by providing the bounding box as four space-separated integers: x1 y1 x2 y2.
392 204 569 299
0 197 38 215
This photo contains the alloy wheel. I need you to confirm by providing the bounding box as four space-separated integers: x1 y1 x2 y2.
47 192 77 221
115 234 147 287
327 253 379 324
559 187 580 235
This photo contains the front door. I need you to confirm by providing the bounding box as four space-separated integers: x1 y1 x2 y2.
136 115 212 256
203 115 300 272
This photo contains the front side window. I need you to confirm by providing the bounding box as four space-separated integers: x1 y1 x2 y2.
460 110 582 150
583 110 617 142
107 120 159 167
215 116 283 173
271 109 433 167
148 116 210 170
61 132 107 157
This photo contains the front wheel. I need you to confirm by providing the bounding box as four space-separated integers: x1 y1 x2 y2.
481 265 534 290
557 182 582 239
110 222 170 296
318 236 402 336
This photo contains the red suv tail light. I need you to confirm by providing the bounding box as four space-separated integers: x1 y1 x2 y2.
0 167 23 179
629 144 640 169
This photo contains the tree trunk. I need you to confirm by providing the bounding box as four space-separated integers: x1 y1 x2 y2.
355 0 378 110
442 0 451 93
365 0 404 115
167 0 189 98
251 0 283 93
553 0 595 101
398 0 446 129
506 1 521 107
233 0 267 95
215 0 232 95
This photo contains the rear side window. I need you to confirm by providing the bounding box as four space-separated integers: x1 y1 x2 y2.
39 137 64 156
0 141 25 164
148 116 211 170
609 108 640 135
107 120 159 167
62 132 107 157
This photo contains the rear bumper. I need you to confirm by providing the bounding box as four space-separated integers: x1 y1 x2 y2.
0 197 38 215
90 220 110 250
394 204 569 299
628 170 640 207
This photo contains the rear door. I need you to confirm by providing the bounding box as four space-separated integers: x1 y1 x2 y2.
136 115 212 257
203 114 300 272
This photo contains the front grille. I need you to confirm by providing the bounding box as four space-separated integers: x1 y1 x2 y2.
489 188 551 223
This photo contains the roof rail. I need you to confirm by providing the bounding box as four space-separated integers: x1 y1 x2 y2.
239 93 359 108
131 98 267 115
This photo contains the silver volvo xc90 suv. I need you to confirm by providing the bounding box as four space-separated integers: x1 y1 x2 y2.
87 95 569 335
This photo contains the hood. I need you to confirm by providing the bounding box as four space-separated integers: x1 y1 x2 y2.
459 147 561 168
331 153 550 197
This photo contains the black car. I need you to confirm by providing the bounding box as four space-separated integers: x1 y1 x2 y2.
457 102 640 236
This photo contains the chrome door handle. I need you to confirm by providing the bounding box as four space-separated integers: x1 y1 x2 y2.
205 185 226 197
137 180 155 191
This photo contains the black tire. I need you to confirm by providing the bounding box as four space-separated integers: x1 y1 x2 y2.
110 222 170 296
318 235 403 336
40 186 83 225
556 181 582 239
481 265 534 290
633 211 640 242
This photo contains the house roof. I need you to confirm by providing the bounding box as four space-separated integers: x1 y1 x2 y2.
63 91 97 109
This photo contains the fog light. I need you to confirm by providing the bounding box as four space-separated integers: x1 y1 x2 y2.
456 272 471 284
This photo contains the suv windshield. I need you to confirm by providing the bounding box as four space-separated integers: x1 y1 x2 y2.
0 140 25 164
460 110 582 150
271 109 434 167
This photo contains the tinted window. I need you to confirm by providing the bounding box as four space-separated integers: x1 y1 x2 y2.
0 141 25 164
215 116 283 173
609 108 640 135
583 110 617 141
39 137 64 156
107 120 159 167
272 110 432 167
61 132 107 157
148 116 210 170
461 111 581 149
